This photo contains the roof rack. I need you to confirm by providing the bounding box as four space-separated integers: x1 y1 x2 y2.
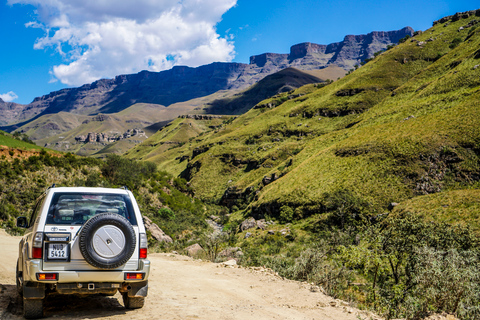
121 186 129 191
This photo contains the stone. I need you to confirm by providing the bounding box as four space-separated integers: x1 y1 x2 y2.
267 230 275 235
221 259 237 266
240 217 257 231
185 243 203 256
143 216 173 243
244 232 252 239
219 247 243 259
388 202 400 210
262 175 272 185
256 219 267 230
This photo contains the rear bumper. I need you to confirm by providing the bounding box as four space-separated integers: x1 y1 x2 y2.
24 259 150 283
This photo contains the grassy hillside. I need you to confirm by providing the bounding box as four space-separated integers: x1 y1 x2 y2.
125 13 480 317
0 130 39 149
125 116 231 169
205 66 344 114
129 12 480 220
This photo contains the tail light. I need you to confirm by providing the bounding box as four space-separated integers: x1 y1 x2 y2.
37 273 58 280
125 273 145 280
32 232 43 259
139 233 147 259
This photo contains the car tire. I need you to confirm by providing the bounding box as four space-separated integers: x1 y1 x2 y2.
16 261 23 297
23 298 43 319
79 213 136 269
122 293 145 309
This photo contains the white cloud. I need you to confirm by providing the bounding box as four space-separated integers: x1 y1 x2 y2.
9 0 237 86
0 91 19 102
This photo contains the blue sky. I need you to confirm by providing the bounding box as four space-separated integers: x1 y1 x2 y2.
1 0 478 105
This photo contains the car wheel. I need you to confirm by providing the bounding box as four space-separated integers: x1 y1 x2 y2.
23 298 43 319
79 213 136 269
16 261 23 297
122 293 145 309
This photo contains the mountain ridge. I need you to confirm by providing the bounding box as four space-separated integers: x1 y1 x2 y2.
1 27 413 130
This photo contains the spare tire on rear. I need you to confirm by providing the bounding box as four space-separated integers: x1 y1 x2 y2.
79 213 136 269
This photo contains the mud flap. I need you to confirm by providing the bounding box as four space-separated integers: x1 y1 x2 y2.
127 281 148 298
23 282 45 299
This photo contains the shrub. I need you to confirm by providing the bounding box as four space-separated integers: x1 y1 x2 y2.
324 190 369 229
399 35 411 43
158 207 175 221
279 205 294 223
403 247 480 319
450 37 463 49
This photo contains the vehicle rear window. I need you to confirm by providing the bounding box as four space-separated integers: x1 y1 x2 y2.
46 193 137 225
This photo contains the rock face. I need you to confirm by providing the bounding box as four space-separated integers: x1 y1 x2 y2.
143 216 173 243
1 27 413 131
249 27 414 71
74 128 147 143
0 98 27 126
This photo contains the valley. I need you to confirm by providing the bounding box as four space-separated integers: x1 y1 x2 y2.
1 28 412 157
0 8 479 320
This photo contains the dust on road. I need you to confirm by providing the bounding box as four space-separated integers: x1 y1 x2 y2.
0 229 379 319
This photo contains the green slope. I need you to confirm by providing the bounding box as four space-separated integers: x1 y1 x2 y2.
204 66 344 114
128 13 480 220
0 130 41 150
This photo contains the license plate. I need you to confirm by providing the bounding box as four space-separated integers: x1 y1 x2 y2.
48 243 68 259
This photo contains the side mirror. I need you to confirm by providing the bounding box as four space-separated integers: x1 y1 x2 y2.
16 216 28 228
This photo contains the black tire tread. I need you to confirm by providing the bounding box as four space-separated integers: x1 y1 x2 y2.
79 212 136 269
122 293 145 309
16 261 23 297
23 298 43 319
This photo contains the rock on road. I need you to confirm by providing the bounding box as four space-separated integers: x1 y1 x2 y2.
0 229 379 319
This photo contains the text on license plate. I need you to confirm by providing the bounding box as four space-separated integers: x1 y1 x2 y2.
48 244 67 259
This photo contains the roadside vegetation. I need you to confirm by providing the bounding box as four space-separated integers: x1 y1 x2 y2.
0 150 211 248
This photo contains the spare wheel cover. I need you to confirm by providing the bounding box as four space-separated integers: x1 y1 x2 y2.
79 213 136 269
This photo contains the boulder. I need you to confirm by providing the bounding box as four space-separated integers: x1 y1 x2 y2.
143 216 173 243
221 259 237 266
388 202 400 210
240 217 257 231
256 219 267 230
185 243 203 256
219 247 243 259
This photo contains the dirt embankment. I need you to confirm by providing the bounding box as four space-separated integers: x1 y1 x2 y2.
0 229 380 319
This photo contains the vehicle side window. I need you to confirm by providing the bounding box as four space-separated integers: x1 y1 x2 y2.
29 195 46 228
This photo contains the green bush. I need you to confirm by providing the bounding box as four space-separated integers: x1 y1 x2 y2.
450 37 463 49
279 205 294 223
158 208 175 220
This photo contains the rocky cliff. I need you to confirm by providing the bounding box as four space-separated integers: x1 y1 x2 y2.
249 27 415 70
0 98 29 126
1 27 413 131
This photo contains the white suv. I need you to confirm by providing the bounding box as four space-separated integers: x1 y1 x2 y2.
16 186 150 319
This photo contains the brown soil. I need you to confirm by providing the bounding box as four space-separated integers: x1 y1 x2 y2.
0 229 381 320
0 147 43 160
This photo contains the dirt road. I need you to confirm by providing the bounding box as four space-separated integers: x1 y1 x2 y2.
0 229 379 319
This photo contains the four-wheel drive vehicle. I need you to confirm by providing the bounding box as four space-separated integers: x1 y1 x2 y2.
16 186 150 319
